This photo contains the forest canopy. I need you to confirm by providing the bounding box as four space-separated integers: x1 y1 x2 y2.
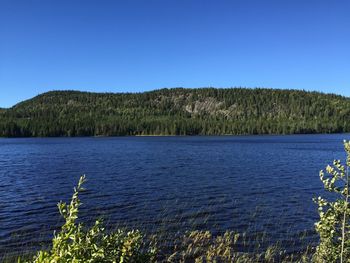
1 88 349 137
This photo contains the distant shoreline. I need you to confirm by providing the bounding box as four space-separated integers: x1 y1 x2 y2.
1 132 349 139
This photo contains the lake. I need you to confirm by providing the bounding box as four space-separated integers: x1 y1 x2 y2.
0 134 348 256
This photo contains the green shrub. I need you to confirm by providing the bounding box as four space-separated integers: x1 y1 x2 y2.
20 175 156 263
314 140 350 262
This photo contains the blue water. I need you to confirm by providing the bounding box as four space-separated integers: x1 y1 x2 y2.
0 134 348 256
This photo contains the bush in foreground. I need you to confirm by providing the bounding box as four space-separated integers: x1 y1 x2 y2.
313 140 350 262
19 176 156 263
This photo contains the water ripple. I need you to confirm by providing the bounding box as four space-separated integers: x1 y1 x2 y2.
0 134 348 255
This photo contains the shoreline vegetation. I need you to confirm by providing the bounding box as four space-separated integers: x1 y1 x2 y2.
1 88 350 138
3 140 350 262
1 133 349 140
0 133 349 139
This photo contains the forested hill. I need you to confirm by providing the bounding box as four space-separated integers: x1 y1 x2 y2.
1 88 350 137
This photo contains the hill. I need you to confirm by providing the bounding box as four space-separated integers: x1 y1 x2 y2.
1 88 349 137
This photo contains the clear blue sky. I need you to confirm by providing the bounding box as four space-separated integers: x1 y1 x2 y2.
0 0 349 107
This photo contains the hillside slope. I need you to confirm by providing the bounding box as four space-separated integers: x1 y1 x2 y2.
1 88 350 137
